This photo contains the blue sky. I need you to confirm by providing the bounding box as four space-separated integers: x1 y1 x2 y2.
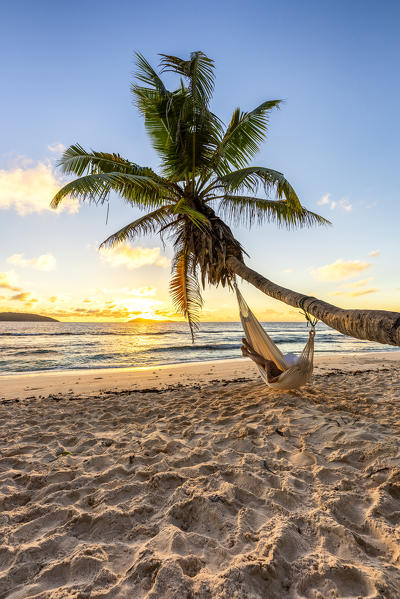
0 0 399 321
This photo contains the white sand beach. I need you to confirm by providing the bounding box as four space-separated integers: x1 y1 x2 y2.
1 352 400 598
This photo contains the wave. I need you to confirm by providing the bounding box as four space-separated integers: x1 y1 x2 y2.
86 353 129 361
199 329 242 334
268 336 306 344
13 349 60 356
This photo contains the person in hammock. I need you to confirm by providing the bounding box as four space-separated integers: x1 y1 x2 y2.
241 338 299 383
241 338 283 382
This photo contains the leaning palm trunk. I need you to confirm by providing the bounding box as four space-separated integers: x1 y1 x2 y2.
227 256 400 347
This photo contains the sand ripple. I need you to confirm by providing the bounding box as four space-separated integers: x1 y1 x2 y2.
1 367 400 597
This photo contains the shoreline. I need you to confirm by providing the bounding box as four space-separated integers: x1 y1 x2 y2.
2 347 399 376
1 350 399 401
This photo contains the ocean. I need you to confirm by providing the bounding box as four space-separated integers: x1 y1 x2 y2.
0 320 397 376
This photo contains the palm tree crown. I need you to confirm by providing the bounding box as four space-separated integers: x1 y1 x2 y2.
52 51 329 338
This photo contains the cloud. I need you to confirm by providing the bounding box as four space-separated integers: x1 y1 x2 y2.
369 249 381 257
49 306 132 319
312 259 371 282
349 288 378 297
10 292 38 302
48 304 147 320
0 160 77 215
350 278 373 288
153 308 180 318
100 245 169 269
317 193 352 212
331 288 378 298
0 271 21 291
317 193 331 206
282 268 293 273
48 143 66 155
49 296 58 303
339 197 352 212
7 252 56 271
330 276 378 298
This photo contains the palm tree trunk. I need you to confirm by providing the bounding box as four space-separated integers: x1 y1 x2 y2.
227 256 400 347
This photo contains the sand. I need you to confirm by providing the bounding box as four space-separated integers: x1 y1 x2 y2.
1 352 400 598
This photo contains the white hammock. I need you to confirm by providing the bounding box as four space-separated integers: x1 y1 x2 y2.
235 284 316 390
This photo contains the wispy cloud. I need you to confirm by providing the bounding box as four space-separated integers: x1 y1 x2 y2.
0 159 77 215
100 245 169 269
350 278 373 288
369 249 381 257
7 253 56 271
330 276 378 298
318 193 332 207
339 197 352 212
331 287 378 297
46 298 173 321
0 271 21 292
312 259 371 281
351 288 378 296
49 306 133 320
317 193 352 212
9 291 38 303
47 142 66 155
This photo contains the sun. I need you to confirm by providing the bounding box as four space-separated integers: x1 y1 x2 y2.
116 298 172 321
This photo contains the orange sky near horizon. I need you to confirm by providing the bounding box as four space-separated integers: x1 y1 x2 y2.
0 224 398 324
1 242 398 324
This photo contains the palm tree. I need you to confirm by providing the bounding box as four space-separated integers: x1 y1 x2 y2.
51 52 400 346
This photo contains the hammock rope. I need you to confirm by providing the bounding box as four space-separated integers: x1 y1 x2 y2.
234 281 316 390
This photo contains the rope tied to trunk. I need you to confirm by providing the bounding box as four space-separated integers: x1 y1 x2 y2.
298 296 319 327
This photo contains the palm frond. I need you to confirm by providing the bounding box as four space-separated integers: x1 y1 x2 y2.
50 172 172 210
219 166 304 210
133 87 176 162
173 199 211 230
170 244 203 341
134 86 192 180
57 144 148 177
160 51 215 103
213 100 282 172
51 174 112 208
133 84 221 181
218 195 331 228
99 207 173 248
135 53 167 95
133 52 222 182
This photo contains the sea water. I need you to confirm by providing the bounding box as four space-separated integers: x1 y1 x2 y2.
0 320 397 375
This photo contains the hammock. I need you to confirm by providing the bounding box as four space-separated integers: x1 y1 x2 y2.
235 283 316 390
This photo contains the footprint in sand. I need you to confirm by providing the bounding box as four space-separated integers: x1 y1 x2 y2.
297 565 376 598
290 451 316 466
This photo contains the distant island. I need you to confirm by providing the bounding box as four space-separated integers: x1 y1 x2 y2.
0 312 59 322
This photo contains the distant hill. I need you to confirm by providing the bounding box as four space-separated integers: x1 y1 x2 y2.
0 312 59 322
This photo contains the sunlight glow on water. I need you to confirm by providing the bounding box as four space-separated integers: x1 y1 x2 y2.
0 321 398 374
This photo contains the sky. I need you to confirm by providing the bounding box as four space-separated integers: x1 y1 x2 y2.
0 0 399 322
